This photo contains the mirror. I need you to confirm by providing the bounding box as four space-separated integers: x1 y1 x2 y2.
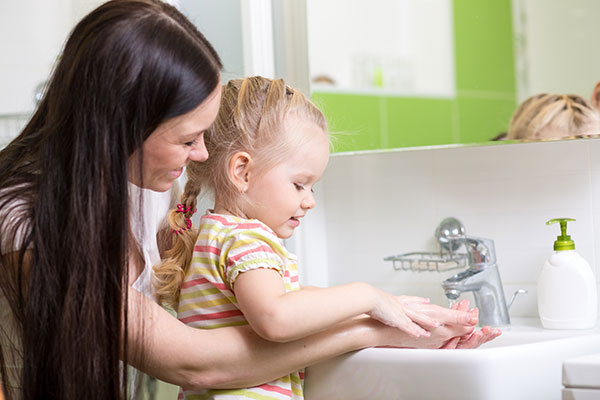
305 0 600 151
4 1 600 151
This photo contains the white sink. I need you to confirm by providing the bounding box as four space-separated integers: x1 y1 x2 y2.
304 318 600 400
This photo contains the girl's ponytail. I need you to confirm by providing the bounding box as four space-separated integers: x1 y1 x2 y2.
153 177 202 307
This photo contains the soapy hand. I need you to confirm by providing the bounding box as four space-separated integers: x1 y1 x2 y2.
368 291 442 338
440 299 502 349
373 299 499 349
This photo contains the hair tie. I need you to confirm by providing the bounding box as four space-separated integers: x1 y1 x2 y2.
176 204 196 215
172 220 192 235
173 204 196 235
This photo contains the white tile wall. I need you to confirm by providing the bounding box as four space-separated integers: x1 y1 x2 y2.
294 139 600 318
1 1 75 114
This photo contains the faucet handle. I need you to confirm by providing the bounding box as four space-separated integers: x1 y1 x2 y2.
435 218 496 266
507 289 528 310
435 217 466 254
462 236 496 265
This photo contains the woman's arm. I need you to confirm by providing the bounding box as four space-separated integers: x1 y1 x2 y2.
233 268 439 342
125 286 388 389
125 286 486 390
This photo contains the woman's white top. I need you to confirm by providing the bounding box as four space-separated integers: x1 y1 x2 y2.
128 181 181 298
128 181 182 397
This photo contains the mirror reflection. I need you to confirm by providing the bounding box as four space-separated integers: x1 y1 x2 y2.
306 0 600 151
4 1 600 152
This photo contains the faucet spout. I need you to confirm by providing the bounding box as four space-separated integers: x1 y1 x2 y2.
442 263 510 326
435 218 523 327
440 234 510 327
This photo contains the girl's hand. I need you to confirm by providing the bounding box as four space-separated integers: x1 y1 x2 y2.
368 299 499 349
440 299 502 349
367 291 441 338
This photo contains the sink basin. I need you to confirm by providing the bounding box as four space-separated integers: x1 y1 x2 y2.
304 318 600 400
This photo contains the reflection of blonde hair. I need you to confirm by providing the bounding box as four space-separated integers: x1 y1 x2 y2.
153 76 328 306
508 93 600 140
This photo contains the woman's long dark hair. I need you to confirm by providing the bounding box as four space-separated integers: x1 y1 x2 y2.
0 1 221 398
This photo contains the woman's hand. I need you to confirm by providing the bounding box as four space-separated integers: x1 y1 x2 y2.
367 291 443 338
371 299 500 349
440 325 501 349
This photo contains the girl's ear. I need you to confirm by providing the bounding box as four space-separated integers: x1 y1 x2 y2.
228 151 253 193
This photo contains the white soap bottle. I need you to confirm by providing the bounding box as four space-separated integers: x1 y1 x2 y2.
538 218 597 329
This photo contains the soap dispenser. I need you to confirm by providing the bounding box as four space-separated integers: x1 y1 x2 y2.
538 218 597 329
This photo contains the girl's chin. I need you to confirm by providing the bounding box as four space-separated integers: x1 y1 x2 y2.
276 227 295 240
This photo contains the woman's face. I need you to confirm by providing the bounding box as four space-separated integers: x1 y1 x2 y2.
128 84 222 192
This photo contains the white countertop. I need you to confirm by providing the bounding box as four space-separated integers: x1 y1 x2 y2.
563 353 600 389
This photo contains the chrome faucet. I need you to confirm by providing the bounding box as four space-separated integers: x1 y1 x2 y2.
436 218 525 327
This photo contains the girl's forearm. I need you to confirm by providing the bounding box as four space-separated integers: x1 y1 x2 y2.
238 279 378 342
126 287 385 390
268 282 379 341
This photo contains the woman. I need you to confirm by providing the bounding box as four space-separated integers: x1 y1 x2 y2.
0 1 497 399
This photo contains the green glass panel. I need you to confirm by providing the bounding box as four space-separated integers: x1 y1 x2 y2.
453 0 516 94
456 96 517 143
311 92 382 153
385 97 455 148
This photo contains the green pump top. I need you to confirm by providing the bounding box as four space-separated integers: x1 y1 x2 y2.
546 218 576 251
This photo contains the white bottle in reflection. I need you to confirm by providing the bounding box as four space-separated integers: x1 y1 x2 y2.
538 218 597 329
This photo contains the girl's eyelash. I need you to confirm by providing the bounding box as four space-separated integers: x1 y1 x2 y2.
295 183 315 193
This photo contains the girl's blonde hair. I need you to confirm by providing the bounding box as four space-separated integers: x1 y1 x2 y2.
508 93 600 140
153 76 328 307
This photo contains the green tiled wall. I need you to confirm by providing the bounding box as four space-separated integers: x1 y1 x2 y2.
313 0 517 152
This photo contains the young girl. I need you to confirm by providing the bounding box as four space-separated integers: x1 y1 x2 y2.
154 76 449 399
508 93 600 140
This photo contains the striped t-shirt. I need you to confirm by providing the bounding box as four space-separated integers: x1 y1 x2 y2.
177 212 304 400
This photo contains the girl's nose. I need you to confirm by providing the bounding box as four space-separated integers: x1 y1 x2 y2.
301 192 316 210
189 137 209 162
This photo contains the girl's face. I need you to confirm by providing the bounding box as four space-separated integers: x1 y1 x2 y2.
128 85 222 192
243 116 329 239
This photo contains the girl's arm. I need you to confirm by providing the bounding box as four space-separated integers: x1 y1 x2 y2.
125 286 487 390
233 268 443 342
